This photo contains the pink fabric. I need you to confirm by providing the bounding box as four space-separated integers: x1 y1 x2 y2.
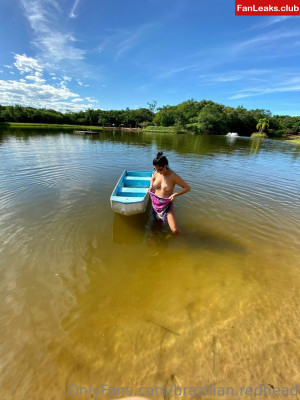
148 190 172 221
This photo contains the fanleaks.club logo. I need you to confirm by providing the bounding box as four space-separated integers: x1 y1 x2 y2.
235 0 300 15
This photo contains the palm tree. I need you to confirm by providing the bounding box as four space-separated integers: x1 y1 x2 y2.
256 118 269 133
86 108 97 126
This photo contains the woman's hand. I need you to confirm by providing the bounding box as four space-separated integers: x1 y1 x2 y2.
169 194 176 201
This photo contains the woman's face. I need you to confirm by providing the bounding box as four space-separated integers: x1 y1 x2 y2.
154 164 167 175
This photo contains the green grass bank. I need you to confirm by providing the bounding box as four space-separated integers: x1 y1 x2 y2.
0 122 103 131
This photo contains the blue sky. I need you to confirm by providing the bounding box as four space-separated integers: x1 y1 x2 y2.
0 0 299 115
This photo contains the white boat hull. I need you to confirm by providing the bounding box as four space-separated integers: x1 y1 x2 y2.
111 193 150 216
110 170 152 216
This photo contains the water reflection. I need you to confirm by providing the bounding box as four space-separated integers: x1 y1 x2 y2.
113 206 246 256
250 137 262 155
226 134 238 145
112 212 148 245
0 127 299 400
1 126 299 160
144 221 247 257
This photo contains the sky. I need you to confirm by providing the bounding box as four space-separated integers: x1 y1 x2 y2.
0 0 299 115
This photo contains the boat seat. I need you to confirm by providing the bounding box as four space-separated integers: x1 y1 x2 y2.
124 176 150 181
126 171 152 177
111 195 147 203
117 192 146 197
123 176 150 187
118 187 148 193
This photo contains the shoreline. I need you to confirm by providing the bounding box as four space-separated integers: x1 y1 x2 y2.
1 123 299 139
0 122 144 131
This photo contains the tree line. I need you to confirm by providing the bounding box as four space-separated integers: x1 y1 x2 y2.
0 105 154 128
0 100 299 136
153 100 300 136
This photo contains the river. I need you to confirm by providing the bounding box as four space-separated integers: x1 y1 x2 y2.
0 128 299 399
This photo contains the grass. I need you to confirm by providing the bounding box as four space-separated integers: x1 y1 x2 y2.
0 122 103 130
143 126 176 133
285 137 300 145
251 132 268 138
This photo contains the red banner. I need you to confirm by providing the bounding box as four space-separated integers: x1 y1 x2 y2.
235 0 300 15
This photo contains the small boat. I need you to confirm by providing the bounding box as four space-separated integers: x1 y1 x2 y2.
110 170 152 216
73 130 98 134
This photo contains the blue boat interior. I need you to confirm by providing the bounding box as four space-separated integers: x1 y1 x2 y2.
111 170 152 202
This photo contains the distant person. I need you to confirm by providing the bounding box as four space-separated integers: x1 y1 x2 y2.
149 152 191 234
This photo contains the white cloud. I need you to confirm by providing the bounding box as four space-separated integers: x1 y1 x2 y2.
77 79 90 87
248 16 295 30
197 69 270 84
229 29 300 54
14 54 43 74
59 81 68 89
156 26 300 82
114 22 158 60
0 79 77 100
98 24 154 58
71 98 84 102
20 0 85 61
10 53 47 83
158 64 199 79
85 96 97 103
69 0 81 18
25 73 45 84
0 79 95 112
229 81 300 99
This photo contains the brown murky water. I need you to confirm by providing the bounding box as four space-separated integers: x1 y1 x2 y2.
0 129 299 400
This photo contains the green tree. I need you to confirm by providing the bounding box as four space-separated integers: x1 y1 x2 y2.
197 103 228 134
86 109 98 125
147 100 157 113
153 105 176 126
256 118 269 133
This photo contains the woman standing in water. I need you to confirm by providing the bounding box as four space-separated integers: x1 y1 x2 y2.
149 152 191 235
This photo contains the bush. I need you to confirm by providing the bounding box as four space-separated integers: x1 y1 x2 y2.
186 123 200 134
251 132 268 138
173 125 186 134
268 128 286 137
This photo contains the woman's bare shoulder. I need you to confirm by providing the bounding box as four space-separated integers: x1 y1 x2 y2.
171 170 189 186
170 169 180 180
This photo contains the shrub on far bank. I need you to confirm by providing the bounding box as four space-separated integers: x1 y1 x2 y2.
288 138 300 144
251 132 268 138
173 124 186 134
186 123 201 134
143 126 175 133
267 128 287 137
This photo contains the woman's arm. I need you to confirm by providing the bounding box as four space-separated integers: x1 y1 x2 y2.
149 171 156 191
169 173 191 201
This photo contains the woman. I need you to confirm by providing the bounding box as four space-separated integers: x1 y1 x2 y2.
149 152 191 235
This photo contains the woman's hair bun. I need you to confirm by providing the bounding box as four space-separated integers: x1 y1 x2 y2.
153 151 168 167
